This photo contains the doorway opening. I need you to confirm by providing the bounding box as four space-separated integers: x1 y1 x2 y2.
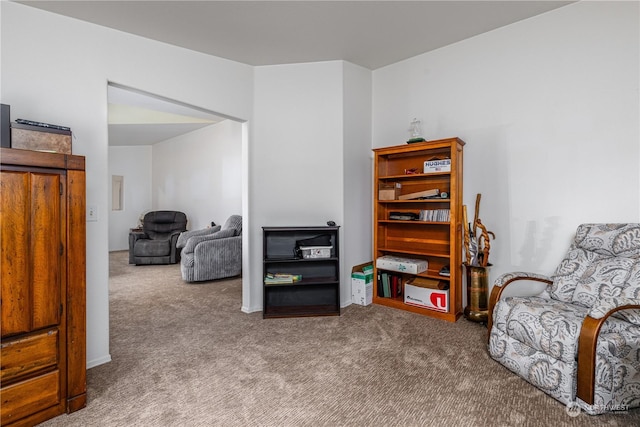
105 81 247 303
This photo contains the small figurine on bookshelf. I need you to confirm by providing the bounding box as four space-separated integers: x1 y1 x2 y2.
406 118 426 144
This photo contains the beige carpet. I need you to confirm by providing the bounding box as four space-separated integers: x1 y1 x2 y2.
41 251 638 426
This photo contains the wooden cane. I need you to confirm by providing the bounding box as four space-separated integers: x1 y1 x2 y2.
476 219 491 267
473 193 481 239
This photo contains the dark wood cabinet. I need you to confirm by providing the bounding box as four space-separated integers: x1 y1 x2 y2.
1 148 86 426
262 226 340 318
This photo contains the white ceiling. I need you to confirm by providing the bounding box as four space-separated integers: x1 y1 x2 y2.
107 84 224 146
19 0 573 145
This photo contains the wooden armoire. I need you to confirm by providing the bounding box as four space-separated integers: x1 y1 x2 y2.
0 148 87 426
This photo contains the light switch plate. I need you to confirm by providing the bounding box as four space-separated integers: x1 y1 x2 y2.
87 205 98 222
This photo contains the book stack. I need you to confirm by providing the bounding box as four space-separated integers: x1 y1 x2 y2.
377 271 404 298
419 209 450 222
264 273 302 285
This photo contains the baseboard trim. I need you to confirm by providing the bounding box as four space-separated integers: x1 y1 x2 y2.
87 354 112 369
241 305 262 314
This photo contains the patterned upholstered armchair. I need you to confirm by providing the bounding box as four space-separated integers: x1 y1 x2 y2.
488 223 640 415
129 210 187 265
178 215 242 282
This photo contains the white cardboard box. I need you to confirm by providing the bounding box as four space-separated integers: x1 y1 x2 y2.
404 282 449 312
423 158 451 173
376 255 428 274
351 262 374 306
300 246 332 259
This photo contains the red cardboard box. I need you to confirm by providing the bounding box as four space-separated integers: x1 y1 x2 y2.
404 282 449 312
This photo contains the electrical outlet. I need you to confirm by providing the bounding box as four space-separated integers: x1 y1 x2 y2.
87 205 98 222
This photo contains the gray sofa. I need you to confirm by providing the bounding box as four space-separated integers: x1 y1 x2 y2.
178 215 242 282
129 210 187 265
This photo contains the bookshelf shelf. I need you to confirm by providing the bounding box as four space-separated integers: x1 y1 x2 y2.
373 138 464 322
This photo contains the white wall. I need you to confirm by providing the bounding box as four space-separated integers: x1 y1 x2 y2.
373 1 640 292
1 2 253 367
108 145 152 251
152 120 242 231
251 62 346 311
343 62 373 299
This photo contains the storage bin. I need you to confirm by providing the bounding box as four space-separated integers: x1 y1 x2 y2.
300 246 332 259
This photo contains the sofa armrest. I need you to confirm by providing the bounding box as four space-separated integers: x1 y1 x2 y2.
588 297 640 324
176 226 221 248
128 231 148 264
182 228 236 254
492 271 552 288
129 231 148 241
192 235 242 278
487 272 553 341
577 300 640 405
169 230 186 263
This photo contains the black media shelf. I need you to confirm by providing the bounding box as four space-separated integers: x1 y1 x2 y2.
262 226 340 318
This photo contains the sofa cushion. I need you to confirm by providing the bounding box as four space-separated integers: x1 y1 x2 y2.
134 239 171 257
495 295 587 363
221 215 242 235
549 224 640 308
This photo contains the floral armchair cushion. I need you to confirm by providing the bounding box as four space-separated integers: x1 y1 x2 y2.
549 224 640 307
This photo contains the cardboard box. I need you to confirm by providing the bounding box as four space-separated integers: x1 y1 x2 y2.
423 158 451 173
404 282 449 312
351 262 374 306
379 182 401 200
300 246 332 259
376 255 427 274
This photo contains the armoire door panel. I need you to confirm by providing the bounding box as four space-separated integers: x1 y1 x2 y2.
0 329 59 383
0 370 61 423
0 171 31 337
30 173 62 330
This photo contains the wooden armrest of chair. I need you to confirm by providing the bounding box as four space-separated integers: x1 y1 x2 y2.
576 303 640 405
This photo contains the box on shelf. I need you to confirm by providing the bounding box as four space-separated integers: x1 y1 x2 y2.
10 122 72 154
397 188 439 200
351 262 374 306
404 280 449 312
423 158 451 173
376 255 427 274
300 246 332 259
378 182 401 200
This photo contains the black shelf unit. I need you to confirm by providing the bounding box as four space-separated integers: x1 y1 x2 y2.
262 226 340 318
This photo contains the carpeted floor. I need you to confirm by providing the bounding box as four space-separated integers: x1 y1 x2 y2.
41 251 638 426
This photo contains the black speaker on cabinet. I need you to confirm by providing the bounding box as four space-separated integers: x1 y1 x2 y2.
1 104 10 148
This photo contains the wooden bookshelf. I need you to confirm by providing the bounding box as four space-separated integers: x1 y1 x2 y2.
372 138 464 322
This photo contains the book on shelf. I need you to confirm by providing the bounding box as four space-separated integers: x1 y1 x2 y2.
264 273 302 284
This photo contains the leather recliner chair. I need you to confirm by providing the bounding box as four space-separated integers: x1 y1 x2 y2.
129 210 187 265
